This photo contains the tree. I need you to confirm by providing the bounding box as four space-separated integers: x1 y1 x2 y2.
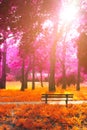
36 45 49 87
41 0 61 92
17 0 61 91
76 0 87 90
9 0 42 90
0 0 22 89
78 32 87 70
1 0 87 92
77 32 87 90
0 0 10 89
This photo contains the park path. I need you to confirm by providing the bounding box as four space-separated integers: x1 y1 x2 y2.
0 100 87 105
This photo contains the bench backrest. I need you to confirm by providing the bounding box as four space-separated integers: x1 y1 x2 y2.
42 94 73 99
41 94 73 107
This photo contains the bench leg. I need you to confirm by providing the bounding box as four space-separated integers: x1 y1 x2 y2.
65 100 68 107
45 94 48 104
45 98 47 104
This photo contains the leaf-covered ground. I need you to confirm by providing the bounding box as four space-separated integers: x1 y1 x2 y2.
0 104 87 129
0 81 87 102
0 82 87 129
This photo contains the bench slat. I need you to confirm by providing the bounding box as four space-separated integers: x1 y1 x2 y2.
42 94 73 98
42 98 73 101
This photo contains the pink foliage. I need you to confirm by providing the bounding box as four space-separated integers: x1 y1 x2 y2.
0 0 87 81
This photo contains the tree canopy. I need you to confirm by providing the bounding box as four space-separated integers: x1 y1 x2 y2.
0 0 87 91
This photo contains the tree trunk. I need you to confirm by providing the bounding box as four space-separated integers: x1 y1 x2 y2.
40 70 43 87
76 60 80 91
62 63 66 89
24 58 31 89
62 40 66 89
21 59 25 91
32 53 35 90
0 42 6 89
24 74 28 89
48 21 62 92
49 43 56 92
61 28 67 90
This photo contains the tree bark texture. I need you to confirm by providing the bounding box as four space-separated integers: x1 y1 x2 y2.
0 42 6 89
32 53 35 90
21 59 25 91
49 43 56 92
76 60 80 91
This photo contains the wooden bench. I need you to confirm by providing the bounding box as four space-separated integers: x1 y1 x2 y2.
41 93 73 107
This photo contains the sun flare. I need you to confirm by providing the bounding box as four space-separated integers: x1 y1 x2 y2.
60 1 79 23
